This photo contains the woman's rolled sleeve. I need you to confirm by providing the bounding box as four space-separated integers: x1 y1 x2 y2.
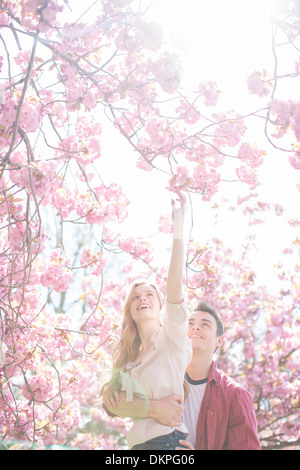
161 301 190 347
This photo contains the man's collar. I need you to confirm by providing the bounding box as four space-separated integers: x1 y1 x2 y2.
207 360 221 387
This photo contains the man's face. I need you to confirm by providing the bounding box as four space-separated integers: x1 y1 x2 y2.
188 310 223 355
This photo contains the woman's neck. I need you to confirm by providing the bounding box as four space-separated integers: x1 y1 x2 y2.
136 320 160 357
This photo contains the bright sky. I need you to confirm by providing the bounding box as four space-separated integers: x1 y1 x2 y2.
97 0 299 288
147 0 273 100
61 0 299 288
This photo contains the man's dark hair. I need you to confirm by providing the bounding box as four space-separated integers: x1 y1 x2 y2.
194 301 224 336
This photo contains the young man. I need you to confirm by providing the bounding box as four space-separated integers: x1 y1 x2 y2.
102 301 260 450
178 301 260 450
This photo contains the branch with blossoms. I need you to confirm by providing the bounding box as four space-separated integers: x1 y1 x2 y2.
0 0 299 451
247 2 300 168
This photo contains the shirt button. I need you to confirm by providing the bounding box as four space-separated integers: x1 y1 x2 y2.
210 411 214 416
166 443 170 447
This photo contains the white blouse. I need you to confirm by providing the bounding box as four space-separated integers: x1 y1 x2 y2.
120 301 192 448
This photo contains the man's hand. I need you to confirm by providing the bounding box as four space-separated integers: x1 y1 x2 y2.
149 394 184 427
102 390 184 425
102 385 120 410
175 440 195 450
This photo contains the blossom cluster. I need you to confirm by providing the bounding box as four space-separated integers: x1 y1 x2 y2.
186 242 218 292
40 250 73 292
247 67 300 171
118 237 153 264
80 249 107 276
247 70 273 97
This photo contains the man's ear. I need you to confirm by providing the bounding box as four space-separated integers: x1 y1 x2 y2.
214 335 223 354
217 335 223 349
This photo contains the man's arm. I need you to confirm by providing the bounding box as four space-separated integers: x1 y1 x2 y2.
103 390 184 427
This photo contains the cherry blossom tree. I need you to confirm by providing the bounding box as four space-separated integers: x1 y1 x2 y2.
0 0 299 450
203 197 300 450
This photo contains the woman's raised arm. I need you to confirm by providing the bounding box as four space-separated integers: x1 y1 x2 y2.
166 191 187 304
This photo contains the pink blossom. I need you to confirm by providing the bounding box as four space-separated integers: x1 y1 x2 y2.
273 204 284 216
152 53 182 94
207 150 224 169
237 193 258 205
40 251 73 292
238 143 265 168
167 166 193 193
0 189 24 226
198 80 220 106
17 97 42 133
213 114 247 147
10 160 57 204
158 214 173 235
185 142 206 163
20 0 63 32
176 99 200 125
80 249 106 276
8 222 26 252
192 163 221 200
270 99 292 138
0 11 11 26
288 152 300 170
288 218 300 227
51 187 76 218
0 95 18 132
291 102 300 141
136 156 153 171
144 116 173 151
40 1 63 26
19 0 41 31
22 375 54 402
76 184 129 225
114 111 140 136
114 17 142 52
236 165 260 189
14 50 32 71
57 120 102 164
247 70 272 97
118 237 153 263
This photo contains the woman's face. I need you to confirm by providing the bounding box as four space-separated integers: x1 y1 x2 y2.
129 284 161 324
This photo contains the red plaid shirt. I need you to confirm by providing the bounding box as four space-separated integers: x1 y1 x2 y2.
195 361 260 450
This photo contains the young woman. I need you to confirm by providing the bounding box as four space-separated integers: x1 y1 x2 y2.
102 192 192 450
